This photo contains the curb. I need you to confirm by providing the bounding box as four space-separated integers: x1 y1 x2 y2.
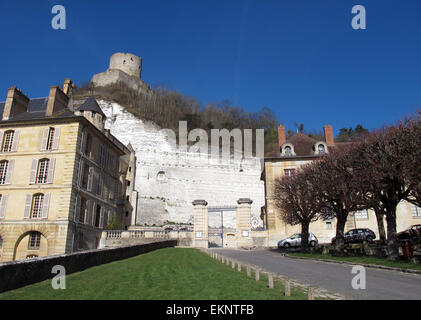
285 254 421 275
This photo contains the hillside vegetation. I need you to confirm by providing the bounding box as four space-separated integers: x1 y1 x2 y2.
73 82 280 156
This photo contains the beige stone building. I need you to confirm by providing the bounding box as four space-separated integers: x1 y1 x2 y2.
0 80 137 262
263 125 421 246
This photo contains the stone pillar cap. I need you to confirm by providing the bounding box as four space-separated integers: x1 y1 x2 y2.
192 200 208 206
237 198 253 205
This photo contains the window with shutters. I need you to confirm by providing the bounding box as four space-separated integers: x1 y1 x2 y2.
36 159 49 184
0 161 8 184
31 194 44 219
1 130 14 152
79 198 87 223
28 232 41 250
46 127 55 150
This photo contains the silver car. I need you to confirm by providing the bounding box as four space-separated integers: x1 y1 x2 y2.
278 233 318 249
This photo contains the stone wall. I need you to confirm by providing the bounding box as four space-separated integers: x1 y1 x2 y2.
0 240 177 293
99 100 266 228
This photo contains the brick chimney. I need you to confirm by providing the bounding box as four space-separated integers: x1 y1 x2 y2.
46 86 69 116
62 78 74 96
2 87 29 120
324 125 335 145
278 125 286 147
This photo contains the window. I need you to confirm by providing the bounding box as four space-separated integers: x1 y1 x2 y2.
85 134 92 158
36 159 49 184
94 204 101 228
284 169 296 176
82 164 90 189
46 128 55 150
31 194 44 219
28 232 41 250
355 209 369 220
2 130 14 152
318 144 325 154
411 204 421 218
284 146 291 156
0 236 3 255
79 198 87 223
26 255 38 259
326 221 332 230
0 161 8 184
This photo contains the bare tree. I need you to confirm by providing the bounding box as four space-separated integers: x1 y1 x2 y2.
312 146 367 256
274 166 324 252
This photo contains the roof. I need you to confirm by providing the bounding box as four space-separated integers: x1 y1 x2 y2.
284 133 320 156
75 96 106 117
0 97 77 122
0 96 106 122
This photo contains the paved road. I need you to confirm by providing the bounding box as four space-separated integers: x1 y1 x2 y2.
213 248 421 300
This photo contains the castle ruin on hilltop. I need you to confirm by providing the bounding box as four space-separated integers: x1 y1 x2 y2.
91 52 152 95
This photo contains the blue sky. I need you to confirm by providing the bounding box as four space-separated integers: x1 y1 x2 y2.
0 0 420 135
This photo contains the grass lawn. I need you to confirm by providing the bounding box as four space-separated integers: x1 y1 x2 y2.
288 252 421 271
0 248 309 300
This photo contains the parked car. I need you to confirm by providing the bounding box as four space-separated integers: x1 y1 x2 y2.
397 225 421 241
278 233 318 249
331 228 376 244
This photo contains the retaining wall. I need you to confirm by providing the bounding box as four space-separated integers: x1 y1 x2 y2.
0 240 177 293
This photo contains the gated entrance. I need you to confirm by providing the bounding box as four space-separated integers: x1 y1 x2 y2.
208 206 236 248
192 198 254 248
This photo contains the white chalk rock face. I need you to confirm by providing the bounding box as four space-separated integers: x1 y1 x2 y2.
99 100 265 228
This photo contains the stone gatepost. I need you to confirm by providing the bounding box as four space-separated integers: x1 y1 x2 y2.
192 200 209 248
236 198 253 248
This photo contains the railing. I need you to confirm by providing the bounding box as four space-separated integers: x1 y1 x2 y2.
106 231 122 239
130 231 145 238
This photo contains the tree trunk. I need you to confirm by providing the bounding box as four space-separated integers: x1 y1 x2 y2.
374 208 387 245
334 215 347 256
386 208 399 261
301 221 310 253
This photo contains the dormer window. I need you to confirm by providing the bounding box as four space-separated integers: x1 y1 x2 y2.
314 142 328 155
281 143 295 157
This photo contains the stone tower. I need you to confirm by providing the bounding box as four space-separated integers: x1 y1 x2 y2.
109 52 142 79
91 52 151 95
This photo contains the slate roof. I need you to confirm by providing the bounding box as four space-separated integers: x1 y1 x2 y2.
285 133 320 157
76 96 106 117
0 96 104 122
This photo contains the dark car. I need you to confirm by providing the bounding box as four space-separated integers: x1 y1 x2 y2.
397 225 421 241
331 228 376 244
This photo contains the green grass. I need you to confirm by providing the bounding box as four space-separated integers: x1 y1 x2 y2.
288 252 421 271
0 248 309 300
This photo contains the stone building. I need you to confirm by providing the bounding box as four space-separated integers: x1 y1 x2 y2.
0 80 137 262
262 125 421 246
